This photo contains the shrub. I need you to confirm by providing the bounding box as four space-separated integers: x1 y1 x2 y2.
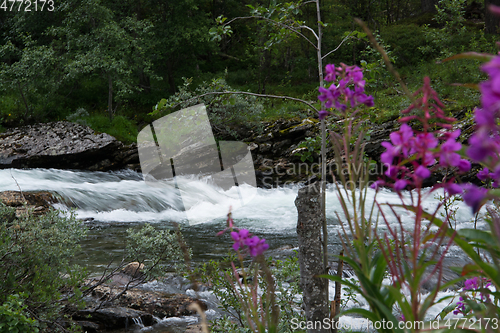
0 204 87 328
0 294 39 333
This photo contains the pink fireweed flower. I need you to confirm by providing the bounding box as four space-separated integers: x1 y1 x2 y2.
401 77 456 131
324 64 336 82
477 168 492 181
245 236 269 257
317 63 373 119
381 124 414 165
444 182 462 196
229 228 269 257
380 77 472 190
462 184 488 214
231 229 250 252
467 129 500 163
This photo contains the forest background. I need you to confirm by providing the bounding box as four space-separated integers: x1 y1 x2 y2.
0 0 499 143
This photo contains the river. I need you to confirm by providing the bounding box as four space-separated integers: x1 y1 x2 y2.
0 168 485 330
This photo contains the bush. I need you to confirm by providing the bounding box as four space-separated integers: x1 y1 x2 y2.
0 204 87 328
0 294 39 333
66 111 138 144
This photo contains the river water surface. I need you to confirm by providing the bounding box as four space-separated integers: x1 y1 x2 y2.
0 168 486 330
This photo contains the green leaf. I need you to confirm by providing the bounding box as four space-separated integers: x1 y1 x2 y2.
457 228 495 244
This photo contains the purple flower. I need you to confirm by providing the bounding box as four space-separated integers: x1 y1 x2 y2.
415 165 431 179
245 236 269 257
475 108 497 129
370 180 385 190
467 130 499 162
477 168 491 181
439 133 463 168
464 277 479 290
231 229 250 252
230 229 269 257
318 110 330 120
381 124 414 165
318 63 373 114
462 184 488 214
394 179 407 191
444 183 462 195
324 64 336 82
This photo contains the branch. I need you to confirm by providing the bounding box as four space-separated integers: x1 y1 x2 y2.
223 16 317 49
322 31 354 60
298 25 318 41
165 91 320 114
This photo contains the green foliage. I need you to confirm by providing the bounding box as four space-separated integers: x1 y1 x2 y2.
126 224 189 277
66 112 138 144
153 76 265 139
295 136 321 162
0 204 87 325
195 254 305 333
434 0 467 33
0 294 39 333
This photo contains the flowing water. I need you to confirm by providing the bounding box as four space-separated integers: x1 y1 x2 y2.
0 168 486 331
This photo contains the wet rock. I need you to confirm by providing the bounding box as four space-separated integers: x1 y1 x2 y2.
74 307 154 329
75 320 100 333
90 284 207 318
0 121 139 171
0 190 56 216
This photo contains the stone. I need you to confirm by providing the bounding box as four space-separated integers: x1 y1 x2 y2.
0 190 56 216
74 307 154 329
0 121 139 171
90 284 207 318
121 262 145 278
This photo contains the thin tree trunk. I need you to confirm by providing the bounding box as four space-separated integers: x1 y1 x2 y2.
17 82 31 120
108 75 113 121
421 0 437 13
316 0 330 318
485 0 500 34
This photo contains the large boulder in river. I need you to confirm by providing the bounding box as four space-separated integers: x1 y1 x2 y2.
0 121 139 171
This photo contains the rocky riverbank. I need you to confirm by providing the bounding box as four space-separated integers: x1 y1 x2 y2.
0 113 482 188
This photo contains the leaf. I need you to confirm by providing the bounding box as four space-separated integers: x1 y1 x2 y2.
439 303 458 319
457 228 495 244
439 52 494 63
460 263 482 276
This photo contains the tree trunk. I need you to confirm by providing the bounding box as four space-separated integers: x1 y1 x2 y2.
166 60 176 94
108 75 113 121
485 0 500 34
295 184 330 333
421 0 437 13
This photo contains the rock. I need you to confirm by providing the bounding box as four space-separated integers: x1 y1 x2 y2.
90 284 207 318
74 307 154 329
121 262 145 278
0 190 56 216
75 320 100 333
0 121 139 171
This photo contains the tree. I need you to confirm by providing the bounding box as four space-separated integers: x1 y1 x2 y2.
422 0 438 12
49 0 159 119
485 0 500 33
